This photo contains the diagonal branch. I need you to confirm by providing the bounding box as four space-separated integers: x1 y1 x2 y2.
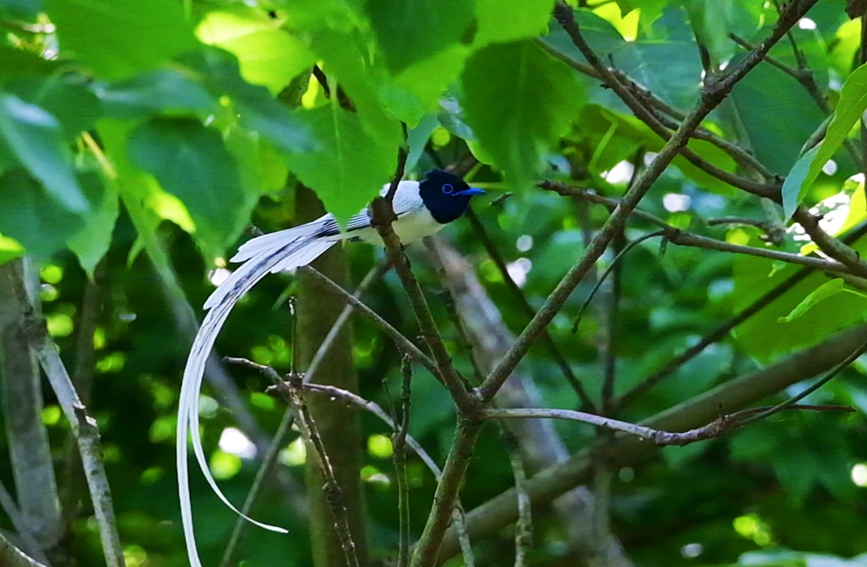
478 0 821 402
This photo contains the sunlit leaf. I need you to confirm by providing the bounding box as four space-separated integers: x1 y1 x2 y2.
127 118 247 257
284 104 395 226
778 278 846 323
46 0 196 79
0 94 88 213
366 0 473 72
474 0 555 45
800 64 867 198
197 7 316 95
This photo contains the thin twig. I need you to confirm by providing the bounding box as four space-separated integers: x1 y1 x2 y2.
369 196 479 413
285 374 360 567
465 210 596 411
541 182 853 275
394 354 413 567
10 277 125 567
501 430 532 566
301 266 440 378
484 404 852 447
792 207 867 278
736 338 867 427
219 263 385 567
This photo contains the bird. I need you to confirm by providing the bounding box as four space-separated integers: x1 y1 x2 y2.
177 169 484 566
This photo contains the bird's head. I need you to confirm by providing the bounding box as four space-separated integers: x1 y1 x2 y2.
418 169 485 224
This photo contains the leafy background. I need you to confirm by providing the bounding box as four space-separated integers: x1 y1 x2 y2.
2 0 867 566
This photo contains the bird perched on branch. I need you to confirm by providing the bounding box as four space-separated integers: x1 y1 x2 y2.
177 169 484 566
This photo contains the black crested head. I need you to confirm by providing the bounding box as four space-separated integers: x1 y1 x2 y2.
418 170 485 224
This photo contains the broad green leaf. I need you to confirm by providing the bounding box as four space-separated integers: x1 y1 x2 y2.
182 48 316 155
0 45 57 79
543 9 702 111
800 64 867 197
284 104 396 226
97 68 217 119
67 175 119 277
365 0 473 73
3 77 101 140
781 145 820 219
0 169 88 260
461 41 584 191
380 45 470 126
728 56 829 177
97 119 193 273
0 94 88 213
474 0 555 45
127 118 246 257
309 30 403 141
197 7 316 96
778 278 845 323
46 0 196 79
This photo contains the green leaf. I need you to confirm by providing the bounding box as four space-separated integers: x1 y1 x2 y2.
197 7 316 96
460 41 584 190
284 104 396 226
46 0 196 79
406 114 439 171
781 145 821 219
729 59 828 177
543 9 702 111
183 48 316 155
380 45 470 126
800 64 867 198
365 0 473 73
733 250 867 360
474 0 555 45
97 68 217 119
0 169 87 261
778 278 846 323
67 174 118 277
0 94 88 213
309 30 404 139
3 77 101 140
126 118 246 257
0 45 57 79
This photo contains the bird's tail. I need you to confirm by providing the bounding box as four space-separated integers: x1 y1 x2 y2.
178 232 336 567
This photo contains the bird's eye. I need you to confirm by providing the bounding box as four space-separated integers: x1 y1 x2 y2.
442 183 454 195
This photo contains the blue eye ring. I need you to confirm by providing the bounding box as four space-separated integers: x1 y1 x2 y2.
442 183 454 195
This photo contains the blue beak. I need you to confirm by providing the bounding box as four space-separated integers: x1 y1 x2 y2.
457 187 485 197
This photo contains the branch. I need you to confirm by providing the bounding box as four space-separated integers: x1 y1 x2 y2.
465 210 596 411
369 196 479 413
478 0 818 401
219 262 386 567
301 266 439 378
4 262 125 567
541 182 854 274
438 323 867 560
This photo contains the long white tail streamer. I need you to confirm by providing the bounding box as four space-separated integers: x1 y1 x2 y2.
178 233 337 567
178 181 429 566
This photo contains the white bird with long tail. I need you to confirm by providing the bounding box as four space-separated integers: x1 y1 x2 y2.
177 170 484 566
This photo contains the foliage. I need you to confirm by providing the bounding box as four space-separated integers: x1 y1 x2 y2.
1 0 867 566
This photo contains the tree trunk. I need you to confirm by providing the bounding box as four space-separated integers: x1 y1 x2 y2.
296 185 368 566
